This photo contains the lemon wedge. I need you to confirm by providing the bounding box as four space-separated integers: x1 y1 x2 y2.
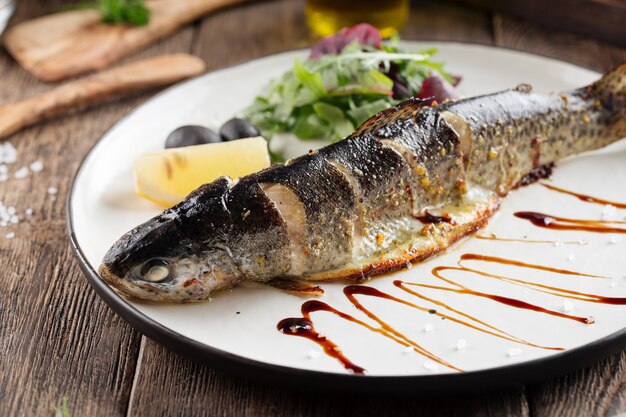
134 136 270 206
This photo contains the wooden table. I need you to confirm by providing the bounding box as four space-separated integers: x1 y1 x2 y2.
1 1 626 416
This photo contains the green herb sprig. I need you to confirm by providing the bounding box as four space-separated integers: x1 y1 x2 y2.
51 397 71 417
61 0 150 26
100 0 150 26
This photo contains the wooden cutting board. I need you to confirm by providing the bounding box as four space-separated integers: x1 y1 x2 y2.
3 0 245 82
0 54 205 138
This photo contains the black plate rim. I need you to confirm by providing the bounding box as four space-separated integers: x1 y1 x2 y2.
66 43 623 394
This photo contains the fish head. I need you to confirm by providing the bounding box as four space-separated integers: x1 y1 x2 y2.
98 179 240 302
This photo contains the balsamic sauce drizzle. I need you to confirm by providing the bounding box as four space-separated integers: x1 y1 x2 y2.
514 212 626 234
541 183 626 209
277 184 626 373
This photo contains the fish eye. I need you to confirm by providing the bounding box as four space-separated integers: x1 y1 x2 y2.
140 259 171 283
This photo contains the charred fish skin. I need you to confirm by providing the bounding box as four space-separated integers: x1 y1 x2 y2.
99 63 626 302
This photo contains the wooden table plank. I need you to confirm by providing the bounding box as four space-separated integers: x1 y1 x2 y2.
492 14 626 72
491 13 626 417
0 1 197 416
129 341 530 417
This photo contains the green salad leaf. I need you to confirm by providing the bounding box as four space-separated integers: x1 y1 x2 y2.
242 35 457 161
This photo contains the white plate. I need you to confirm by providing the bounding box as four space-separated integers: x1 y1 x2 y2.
69 42 626 391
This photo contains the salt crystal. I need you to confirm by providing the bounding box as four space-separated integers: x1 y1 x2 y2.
0 174 6 182
308 350 321 359
602 204 618 220
578 239 589 246
610 236 622 245
29 161 43 173
455 339 467 351
403 346 413 354
507 348 523 357
5 231 15 239
9 215 18 224
0 142 17 164
610 281 618 288
562 300 574 312
567 254 576 261
47 186 58 195
423 362 439 371
7 206 15 215
554 240 563 247
423 323 434 332
0 221 6 227
24 208 33 216
14 167 28 179
0 164 6 174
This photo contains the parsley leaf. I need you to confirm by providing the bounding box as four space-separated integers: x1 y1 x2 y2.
99 0 150 26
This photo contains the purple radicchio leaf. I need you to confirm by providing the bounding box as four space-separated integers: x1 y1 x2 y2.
309 23 382 59
417 73 460 104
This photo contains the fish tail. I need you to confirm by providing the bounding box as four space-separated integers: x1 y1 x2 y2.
590 62 626 94
587 62 626 138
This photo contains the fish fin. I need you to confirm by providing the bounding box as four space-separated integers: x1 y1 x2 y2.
266 278 324 297
589 61 626 96
353 97 431 136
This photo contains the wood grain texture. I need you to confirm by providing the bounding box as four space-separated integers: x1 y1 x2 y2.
3 0 246 81
0 1 196 416
0 54 205 138
128 340 530 417
492 14 626 72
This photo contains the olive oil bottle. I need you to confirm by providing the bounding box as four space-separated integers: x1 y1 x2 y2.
305 0 409 38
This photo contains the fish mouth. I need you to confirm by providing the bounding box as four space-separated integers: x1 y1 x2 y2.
98 263 151 301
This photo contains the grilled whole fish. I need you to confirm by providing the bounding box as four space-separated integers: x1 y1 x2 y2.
99 63 626 302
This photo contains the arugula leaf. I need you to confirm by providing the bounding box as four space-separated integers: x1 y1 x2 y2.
293 58 326 99
313 102 354 140
347 98 392 126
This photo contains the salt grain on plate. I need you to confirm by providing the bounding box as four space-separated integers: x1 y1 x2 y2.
578 239 589 245
455 339 467 351
423 323 434 332
308 350 321 359
610 236 622 244
567 254 576 261
423 362 438 371
10 215 18 224
47 186 58 195
0 221 7 227
507 348 523 357
562 300 574 312
24 208 33 216
14 167 28 179
7 206 15 215
553 240 563 247
5 231 15 239
610 281 618 288
0 164 7 174
29 161 43 173
602 204 618 220
403 346 413 354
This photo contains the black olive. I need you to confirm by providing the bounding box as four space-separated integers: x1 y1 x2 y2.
165 125 221 149
219 118 260 141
